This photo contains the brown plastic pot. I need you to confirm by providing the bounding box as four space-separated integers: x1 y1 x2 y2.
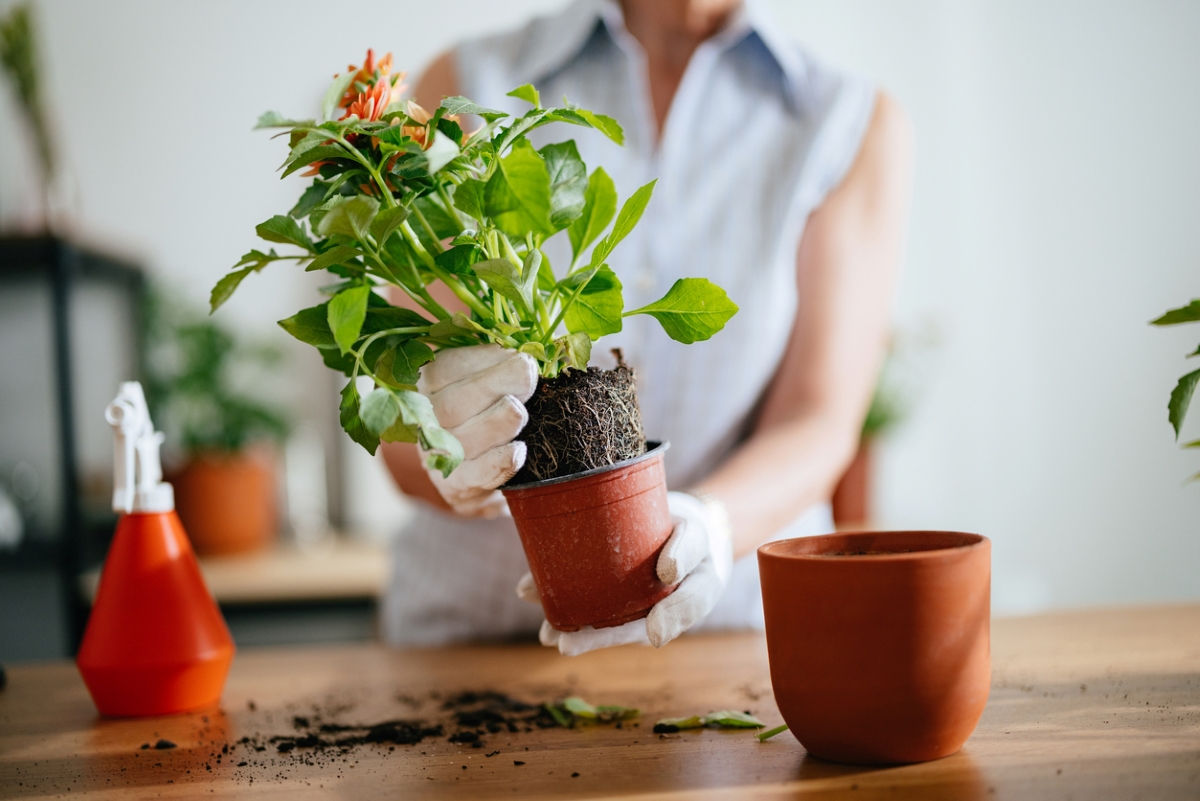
170 450 277 557
502 442 675 631
758 531 991 765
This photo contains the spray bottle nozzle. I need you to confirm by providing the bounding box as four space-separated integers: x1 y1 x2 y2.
106 382 174 514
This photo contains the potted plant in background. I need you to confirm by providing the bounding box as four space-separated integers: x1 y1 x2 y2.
144 290 290 556
210 50 737 630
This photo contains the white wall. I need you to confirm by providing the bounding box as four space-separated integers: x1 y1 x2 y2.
1 1 1196 611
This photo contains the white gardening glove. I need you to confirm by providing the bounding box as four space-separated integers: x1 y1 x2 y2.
417 343 538 518
516 490 734 656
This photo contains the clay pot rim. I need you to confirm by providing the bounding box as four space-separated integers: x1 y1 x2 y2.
502 441 669 492
759 530 988 563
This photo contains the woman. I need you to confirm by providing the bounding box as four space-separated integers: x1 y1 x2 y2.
381 0 912 653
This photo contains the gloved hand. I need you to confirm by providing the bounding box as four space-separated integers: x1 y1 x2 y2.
516 490 734 656
418 343 538 518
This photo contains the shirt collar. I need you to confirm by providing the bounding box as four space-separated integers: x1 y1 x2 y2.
524 0 809 112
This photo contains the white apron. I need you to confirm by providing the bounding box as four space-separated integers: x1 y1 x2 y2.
382 0 874 646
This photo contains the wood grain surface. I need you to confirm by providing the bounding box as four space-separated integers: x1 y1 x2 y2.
1 604 1198 799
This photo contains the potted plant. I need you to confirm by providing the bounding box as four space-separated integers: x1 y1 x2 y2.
209 51 737 629
144 290 289 556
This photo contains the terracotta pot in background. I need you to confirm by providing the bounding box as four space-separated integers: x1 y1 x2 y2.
758 531 991 764
831 439 872 526
502 442 675 631
171 450 277 556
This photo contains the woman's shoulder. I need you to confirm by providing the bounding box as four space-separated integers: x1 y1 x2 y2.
451 0 601 100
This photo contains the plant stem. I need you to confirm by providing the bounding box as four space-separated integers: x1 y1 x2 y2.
410 203 444 254
436 184 462 233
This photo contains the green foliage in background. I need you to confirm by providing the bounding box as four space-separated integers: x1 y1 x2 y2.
0 3 54 185
1151 300 1200 474
209 51 738 475
144 289 289 455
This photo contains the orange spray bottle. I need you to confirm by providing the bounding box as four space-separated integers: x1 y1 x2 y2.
76 381 235 716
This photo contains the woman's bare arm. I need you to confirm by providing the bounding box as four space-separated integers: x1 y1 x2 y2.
693 91 914 559
379 51 462 511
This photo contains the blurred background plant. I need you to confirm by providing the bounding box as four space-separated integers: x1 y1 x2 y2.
142 285 291 556
1 2 59 228
143 287 289 457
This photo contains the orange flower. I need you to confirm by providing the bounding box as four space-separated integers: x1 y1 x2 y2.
337 48 407 121
403 100 432 147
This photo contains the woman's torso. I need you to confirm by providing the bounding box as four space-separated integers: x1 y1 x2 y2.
382 0 875 646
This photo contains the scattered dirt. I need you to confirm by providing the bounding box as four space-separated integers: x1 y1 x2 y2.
512 350 646 483
251 690 564 764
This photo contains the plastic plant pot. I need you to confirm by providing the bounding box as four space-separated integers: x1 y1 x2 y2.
502 442 676 631
758 530 991 764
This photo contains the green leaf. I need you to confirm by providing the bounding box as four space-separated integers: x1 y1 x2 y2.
369 205 410 246
429 318 478 339
327 285 371 355
591 180 656 267
625 278 738 344
1168 368 1200 439
255 110 310 129
568 167 617 261
452 179 487 221
756 724 789 742
255 215 313 250
418 131 460 174
1151 300 1200 326
363 305 433 333
537 247 557 292
1182 438 1200 448
519 342 546 361
494 108 551 153
385 390 463 475
702 711 765 729
506 83 541 108
564 266 624 339
210 267 255 312
306 245 363 273
290 181 330 219
544 703 572 728
439 96 508 121
484 140 554 238
474 258 532 312
278 303 337 348
545 108 624 146
434 244 480 276
281 145 346 178
322 71 358 122
563 697 596 719
360 387 401 436
318 195 380 242
339 381 379 455
561 331 592 370
654 716 705 731
385 339 435 385
539 141 587 230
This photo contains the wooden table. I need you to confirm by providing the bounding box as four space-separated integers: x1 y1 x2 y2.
2 604 1198 799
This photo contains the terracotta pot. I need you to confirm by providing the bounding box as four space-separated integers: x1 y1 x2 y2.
502 442 675 631
758 531 991 764
831 440 872 526
171 451 277 556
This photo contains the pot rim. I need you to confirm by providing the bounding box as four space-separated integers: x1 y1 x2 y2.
758 530 989 562
502 441 669 492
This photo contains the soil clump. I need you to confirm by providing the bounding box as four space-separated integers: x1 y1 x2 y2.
511 351 646 484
